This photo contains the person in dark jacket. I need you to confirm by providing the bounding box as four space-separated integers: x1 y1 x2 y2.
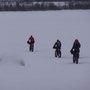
53 40 61 50
53 40 62 58
70 39 81 58
27 35 35 52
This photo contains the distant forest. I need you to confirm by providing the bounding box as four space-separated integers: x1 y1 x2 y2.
0 0 90 11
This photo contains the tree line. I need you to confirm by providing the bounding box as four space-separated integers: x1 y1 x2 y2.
0 0 90 11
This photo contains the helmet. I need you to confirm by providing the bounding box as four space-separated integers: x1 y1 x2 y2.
57 39 60 42
75 39 79 44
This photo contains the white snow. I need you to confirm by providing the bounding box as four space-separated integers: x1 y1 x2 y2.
0 10 90 90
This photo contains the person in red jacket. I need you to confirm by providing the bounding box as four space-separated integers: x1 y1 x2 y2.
27 35 35 52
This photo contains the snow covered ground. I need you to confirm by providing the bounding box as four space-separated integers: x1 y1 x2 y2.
0 10 90 90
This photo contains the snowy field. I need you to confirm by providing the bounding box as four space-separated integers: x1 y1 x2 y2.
0 10 90 90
